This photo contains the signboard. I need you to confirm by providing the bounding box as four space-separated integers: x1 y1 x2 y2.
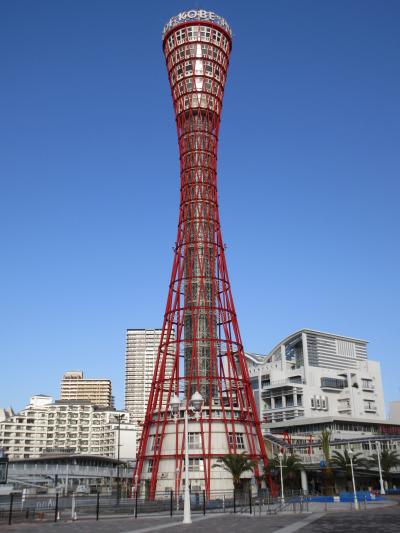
163 10 233 39
319 460 326 468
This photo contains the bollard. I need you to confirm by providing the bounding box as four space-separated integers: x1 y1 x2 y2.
54 492 59 522
96 491 100 521
8 494 14 526
135 488 138 518
203 490 206 515
170 489 173 517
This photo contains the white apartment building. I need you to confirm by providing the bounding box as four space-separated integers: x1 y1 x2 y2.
0 395 136 461
247 329 385 429
60 371 113 408
125 329 175 428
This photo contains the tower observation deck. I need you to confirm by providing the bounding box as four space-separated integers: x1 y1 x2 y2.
134 10 269 498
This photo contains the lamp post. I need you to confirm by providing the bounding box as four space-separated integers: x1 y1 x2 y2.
375 441 385 495
113 414 124 503
348 449 359 511
278 452 285 503
170 391 203 525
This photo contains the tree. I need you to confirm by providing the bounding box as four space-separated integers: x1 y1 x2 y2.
270 453 303 490
321 430 331 464
331 449 367 490
320 430 335 495
369 449 400 487
213 452 257 490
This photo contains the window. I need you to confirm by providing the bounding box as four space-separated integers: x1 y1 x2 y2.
147 459 153 473
188 432 200 449
188 458 204 472
297 395 303 406
229 432 245 449
151 435 161 451
185 62 193 75
311 398 315 409
364 400 376 411
362 379 374 390
321 377 348 389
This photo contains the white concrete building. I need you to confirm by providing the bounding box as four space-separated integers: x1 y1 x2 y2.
125 329 175 428
0 395 136 461
60 371 113 408
248 329 385 428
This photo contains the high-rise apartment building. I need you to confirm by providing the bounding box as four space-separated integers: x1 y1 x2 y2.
60 371 113 408
0 395 136 460
125 329 174 427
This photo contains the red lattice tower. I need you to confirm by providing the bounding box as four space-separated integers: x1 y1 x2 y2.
134 10 269 499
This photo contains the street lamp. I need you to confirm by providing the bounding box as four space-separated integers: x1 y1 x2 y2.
348 449 359 511
170 391 203 525
113 413 125 503
278 452 285 503
375 441 385 495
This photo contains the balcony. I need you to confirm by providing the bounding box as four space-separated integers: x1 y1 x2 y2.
364 406 377 413
321 377 348 391
273 378 304 388
362 382 375 392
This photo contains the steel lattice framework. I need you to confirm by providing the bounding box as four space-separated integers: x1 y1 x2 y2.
134 13 269 499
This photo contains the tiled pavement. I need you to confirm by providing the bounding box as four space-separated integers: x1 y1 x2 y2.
0 513 322 533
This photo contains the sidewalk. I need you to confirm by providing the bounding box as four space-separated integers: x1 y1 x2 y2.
0 512 324 533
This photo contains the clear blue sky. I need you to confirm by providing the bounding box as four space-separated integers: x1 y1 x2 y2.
1 1 399 412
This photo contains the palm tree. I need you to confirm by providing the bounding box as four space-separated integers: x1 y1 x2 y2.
321 430 331 464
320 430 335 495
213 452 257 490
331 449 367 490
270 453 303 491
369 449 400 488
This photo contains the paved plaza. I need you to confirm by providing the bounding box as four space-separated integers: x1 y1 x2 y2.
1 500 400 533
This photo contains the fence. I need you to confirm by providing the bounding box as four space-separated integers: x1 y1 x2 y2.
0 489 382 525
0 489 268 525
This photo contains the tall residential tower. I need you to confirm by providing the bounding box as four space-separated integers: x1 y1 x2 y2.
125 329 174 428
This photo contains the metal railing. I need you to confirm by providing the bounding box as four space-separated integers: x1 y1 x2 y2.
0 487 384 526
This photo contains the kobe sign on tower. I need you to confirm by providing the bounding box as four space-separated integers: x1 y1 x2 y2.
134 10 269 499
